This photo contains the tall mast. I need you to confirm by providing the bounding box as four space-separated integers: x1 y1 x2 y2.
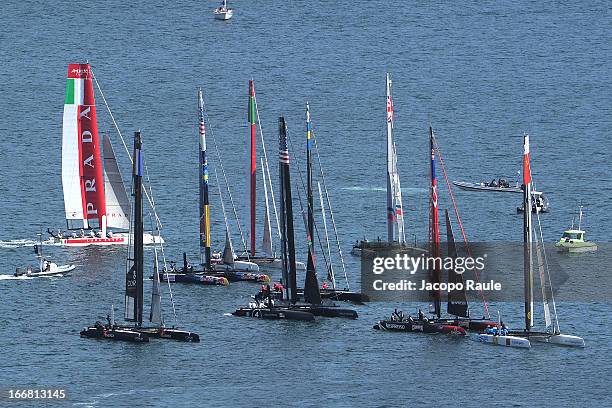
523 134 534 331
429 127 441 318
125 130 144 326
386 73 394 242
249 80 257 257
198 89 211 268
279 117 297 303
304 104 321 304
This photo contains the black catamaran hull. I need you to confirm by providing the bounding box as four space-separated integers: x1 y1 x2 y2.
232 307 315 321
135 327 200 342
435 318 498 332
157 273 229 286
296 288 370 303
297 305 358 319
373 320 467 335
80 326 149 342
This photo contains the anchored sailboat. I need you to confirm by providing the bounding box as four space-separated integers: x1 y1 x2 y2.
80 130 199 342
213 0 233 20
49 63 162 247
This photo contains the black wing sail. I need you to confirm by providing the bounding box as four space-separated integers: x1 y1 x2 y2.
445 209 469 318
279 117 298 304
304 104 321 305
125 130 144 325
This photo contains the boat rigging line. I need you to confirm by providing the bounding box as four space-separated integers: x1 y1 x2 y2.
431 130 490 319
311 125 350 290
253 91 282 245
91 70 163 230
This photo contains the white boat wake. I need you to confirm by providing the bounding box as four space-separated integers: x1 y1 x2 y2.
0 238 60 248
0 273 65 280
0 274 34 280
341 186 427 194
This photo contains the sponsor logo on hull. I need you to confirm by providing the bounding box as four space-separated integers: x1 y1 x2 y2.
61 237 126 246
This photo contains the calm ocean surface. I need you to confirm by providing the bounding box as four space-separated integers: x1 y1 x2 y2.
1 1 611 407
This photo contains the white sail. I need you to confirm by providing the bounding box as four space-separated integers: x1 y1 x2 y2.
261 158 273 256
534 226 552 329
222 231 235 265
391 143 406 243
385 73 405 244
149 249 163 325
62 64 106 230
62 102 84 225
103 133 131 230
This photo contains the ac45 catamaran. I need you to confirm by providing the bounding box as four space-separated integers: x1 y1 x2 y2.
375 128 498 335
352 73 421 256
237 80 306 272
233 117 357 320
478 135 584 349
81 130 199 342
48 63 162 247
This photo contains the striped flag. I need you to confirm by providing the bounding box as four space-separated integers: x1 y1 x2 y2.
279 131 290 164
198 97 207 152
386 94 393 122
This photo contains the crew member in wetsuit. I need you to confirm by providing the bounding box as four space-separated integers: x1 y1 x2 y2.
266 284 272 307
418 308 424 321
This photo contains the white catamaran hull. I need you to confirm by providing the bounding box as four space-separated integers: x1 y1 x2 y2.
477 334 531 349
52 232 163 247
212 260 260 272
529 333 585 347
258 258 306 271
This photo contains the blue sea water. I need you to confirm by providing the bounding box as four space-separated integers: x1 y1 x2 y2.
1 0 611 407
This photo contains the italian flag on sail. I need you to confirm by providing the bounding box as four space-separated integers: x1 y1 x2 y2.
61 63 106 229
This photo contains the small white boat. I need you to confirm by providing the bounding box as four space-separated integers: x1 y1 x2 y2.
214 0 233 20
15 263 76 278
15 238 75 277
477 333 531 349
